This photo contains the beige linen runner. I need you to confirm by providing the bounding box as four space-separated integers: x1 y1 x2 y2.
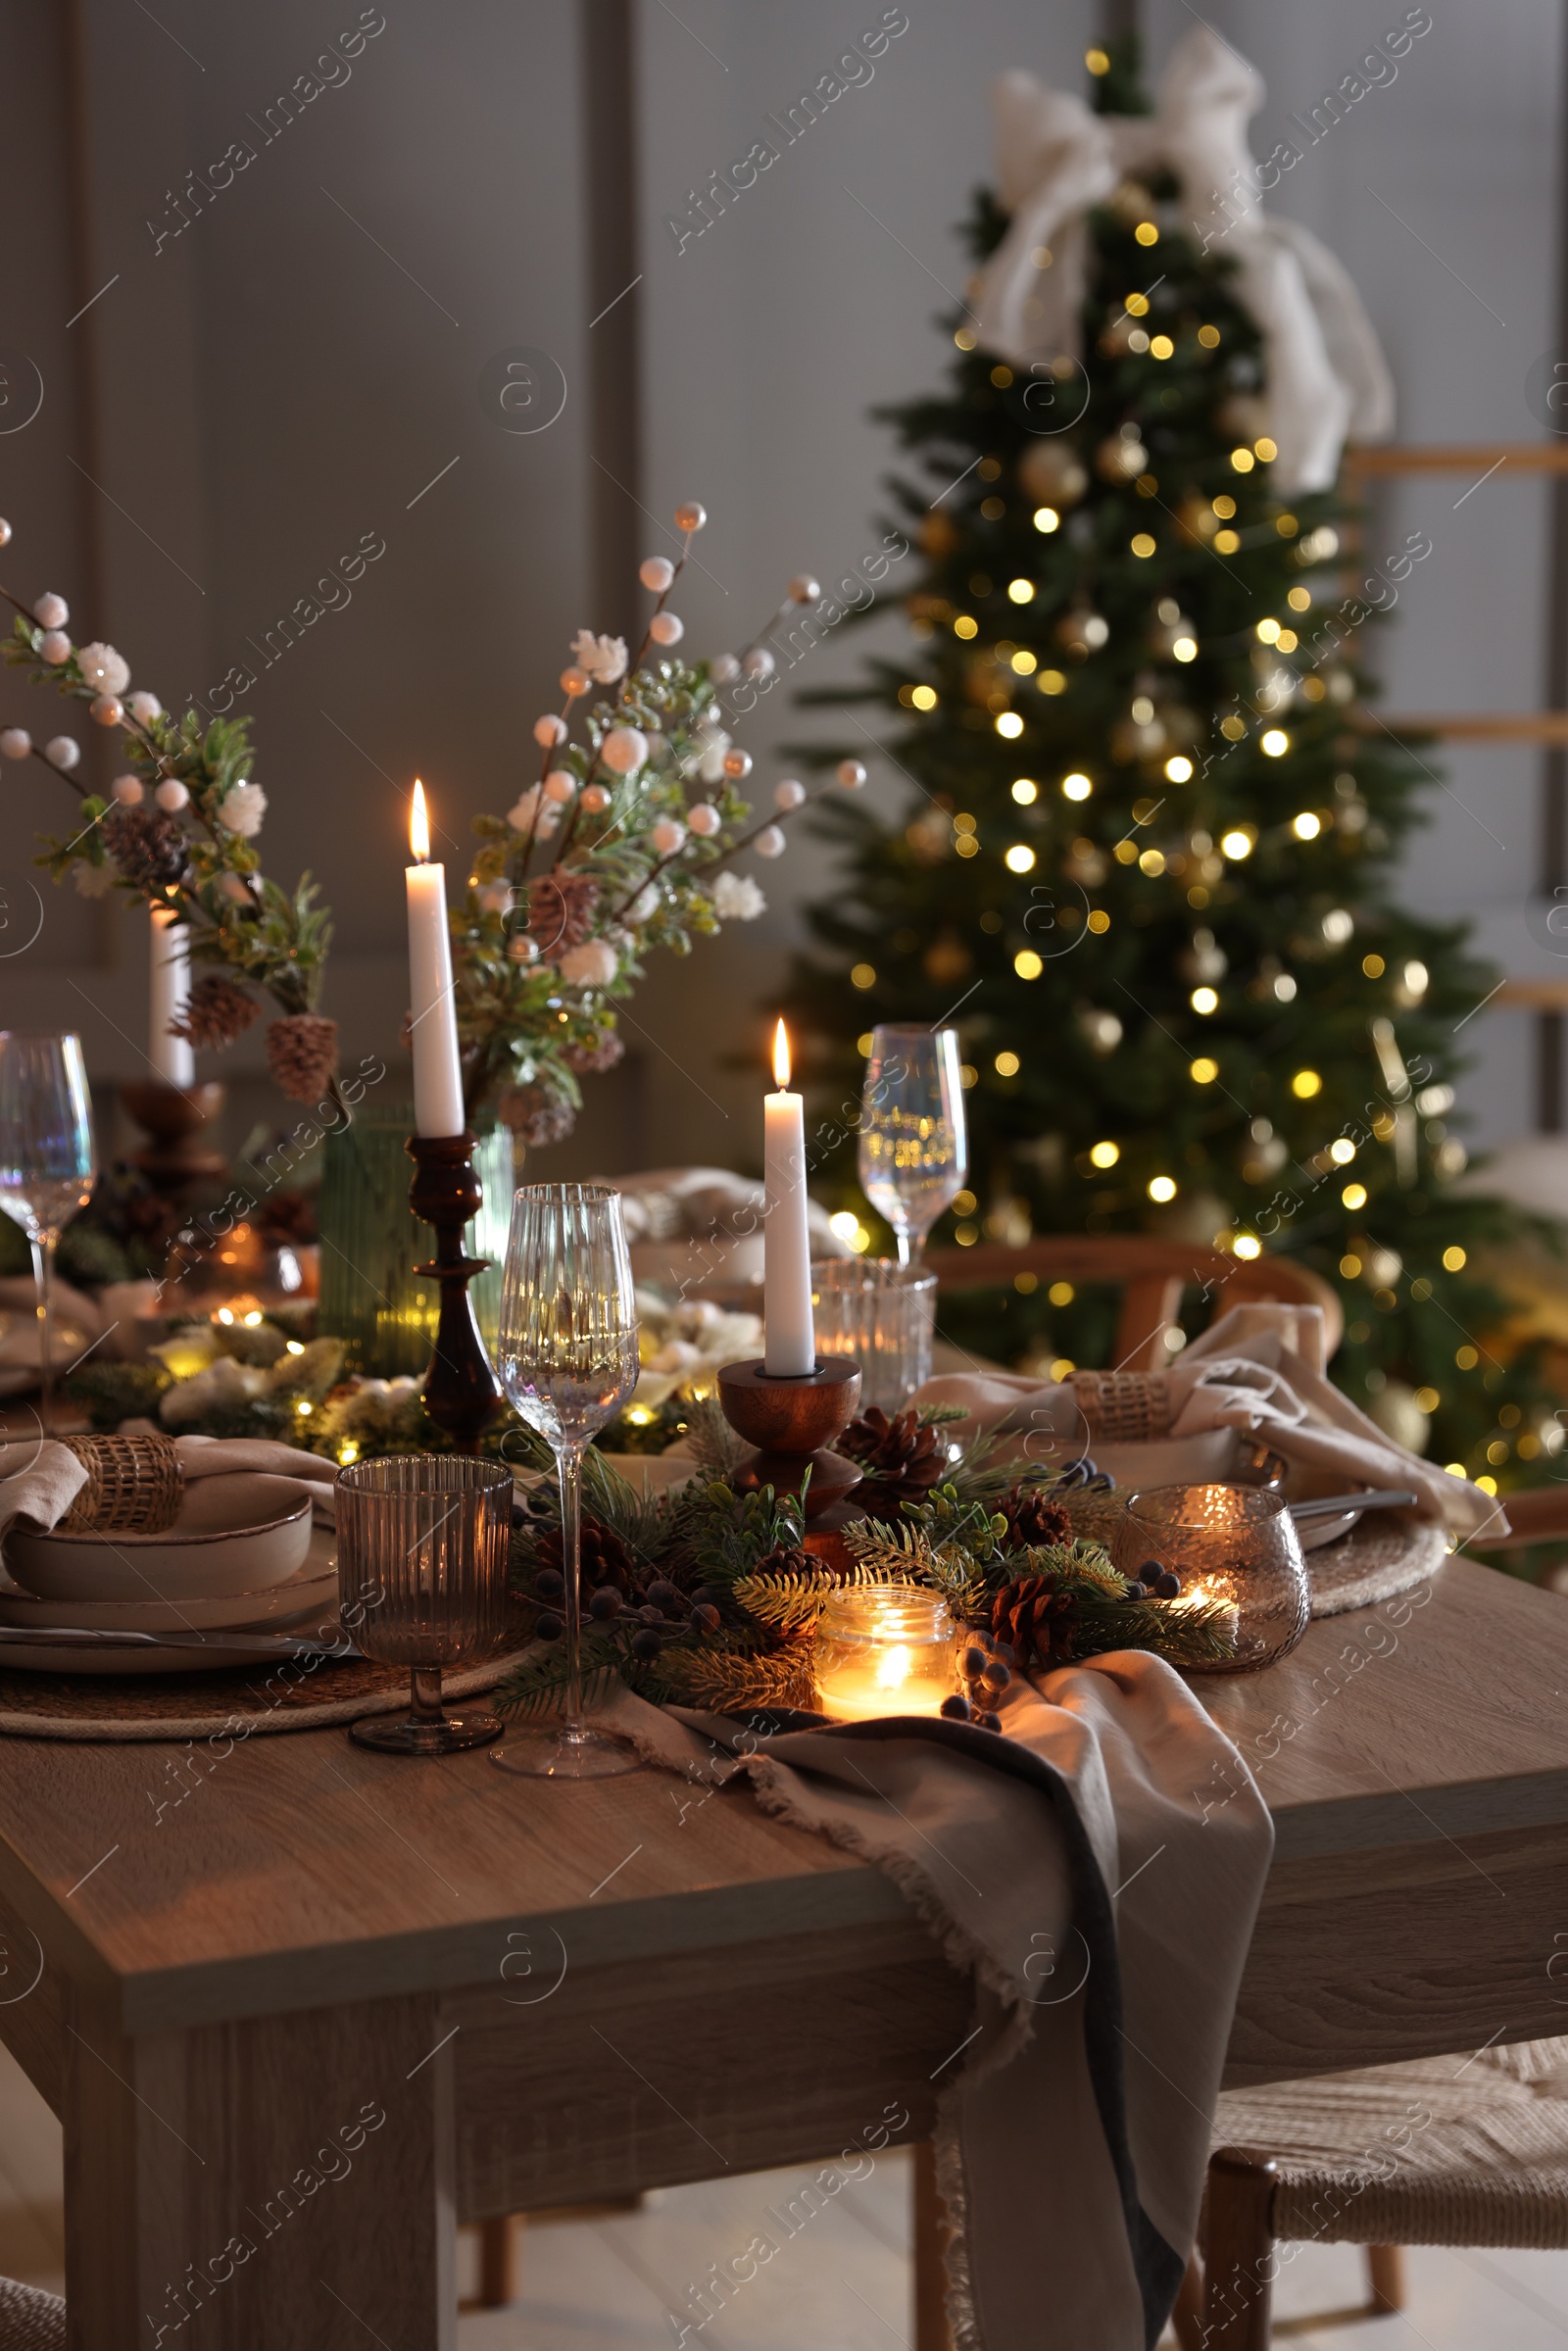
604 1647 1272 2351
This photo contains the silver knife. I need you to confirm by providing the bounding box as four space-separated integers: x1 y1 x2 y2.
1288 1490 1419 1520
0 1627 361 1656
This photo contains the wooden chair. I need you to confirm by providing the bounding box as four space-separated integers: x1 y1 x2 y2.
0 2276 64 2347
922 1236 1343 1373
1176 2035 1568 2348
1171 1511 1568 2348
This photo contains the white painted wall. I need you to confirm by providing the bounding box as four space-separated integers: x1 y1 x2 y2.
3 0 1560 1172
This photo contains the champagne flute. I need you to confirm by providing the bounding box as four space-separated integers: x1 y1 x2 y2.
0 1035 96 1429
491 1183 641 1781
858 1025 967 1267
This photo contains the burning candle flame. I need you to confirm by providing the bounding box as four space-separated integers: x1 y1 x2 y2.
772 1017 792 1090
409 778 430 862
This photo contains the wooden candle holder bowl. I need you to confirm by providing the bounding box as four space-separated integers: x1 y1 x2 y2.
121 1080 226 1199
717 1356 863 1524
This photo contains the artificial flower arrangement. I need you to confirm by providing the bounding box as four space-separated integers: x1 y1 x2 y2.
0 501 858 1141
452 501 867 1142
66 1284 767 1462
66 1310 349 1442
0 524 339 1104
65 1308 441 1466
595 1291 766 1454
500 1409 1238 1723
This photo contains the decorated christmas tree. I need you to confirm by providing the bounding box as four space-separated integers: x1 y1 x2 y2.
788 31 1559 1494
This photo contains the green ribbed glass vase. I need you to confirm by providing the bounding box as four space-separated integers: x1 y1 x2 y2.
318 1104 515 1377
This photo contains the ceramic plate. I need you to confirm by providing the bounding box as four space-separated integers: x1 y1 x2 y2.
0 1618 340 1676
0 1555 338 1636
6 1474 314 1605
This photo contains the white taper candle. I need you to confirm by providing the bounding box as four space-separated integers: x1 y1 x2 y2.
148 904 195 1088
762 1017 815 1376
405 779 466 1139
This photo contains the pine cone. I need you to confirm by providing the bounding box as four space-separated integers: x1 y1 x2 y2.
752 1543 811 1582
525 871 599 955
265 1013 339 1103
992 1573 1080 1671
498 1083 575 1148
170 970 261 1051
103 806 186 890
564 1029 625 1074
995 1485 1072 1554
836 1404 947 1522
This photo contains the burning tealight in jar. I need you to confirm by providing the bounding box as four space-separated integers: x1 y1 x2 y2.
813 1584 958 1721
1111 1484 1308 1673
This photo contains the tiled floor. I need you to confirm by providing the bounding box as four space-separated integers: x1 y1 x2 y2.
3 2033 1565 2346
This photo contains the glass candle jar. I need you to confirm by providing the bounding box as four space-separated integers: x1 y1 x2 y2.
811 1257 938 1410
813 1583 958 1720
1111 1483 1310 1674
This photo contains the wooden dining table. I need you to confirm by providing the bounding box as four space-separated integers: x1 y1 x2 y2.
1 1551 1566 2348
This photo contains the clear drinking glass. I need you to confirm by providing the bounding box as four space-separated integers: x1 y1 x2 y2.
811 1256 938 1409
492 1183 642 1780
0 1034 96 1430
858 1024 967 1266
335 1453 514 1753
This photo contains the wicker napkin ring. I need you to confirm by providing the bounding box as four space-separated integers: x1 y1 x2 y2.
1067 1371 1174 1445
61 1434 183 1535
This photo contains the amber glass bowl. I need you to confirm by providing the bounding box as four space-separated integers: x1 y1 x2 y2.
1111 1483 1310 1675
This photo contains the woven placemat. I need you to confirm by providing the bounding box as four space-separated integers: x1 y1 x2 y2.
0 1647 528 1742
1304 1512 1449 1617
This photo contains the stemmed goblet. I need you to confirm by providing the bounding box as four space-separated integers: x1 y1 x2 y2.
336 1453 514 1753
0 1034 96 1430
858 1024 968 1267
491 1183 642 1780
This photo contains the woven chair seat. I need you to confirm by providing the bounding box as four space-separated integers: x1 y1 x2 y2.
0 2277 64 2349
1213 2034 1568 2250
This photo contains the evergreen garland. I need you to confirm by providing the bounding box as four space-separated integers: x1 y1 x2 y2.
498 1450 1236 1726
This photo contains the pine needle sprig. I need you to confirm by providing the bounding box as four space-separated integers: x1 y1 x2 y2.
657 1635 818 1714
496 1630 630 1723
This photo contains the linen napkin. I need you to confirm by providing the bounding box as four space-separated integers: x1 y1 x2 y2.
173 1436 340 1525
0 1434 339 1552
599 1650 1272 2351
918 1303 1499 1542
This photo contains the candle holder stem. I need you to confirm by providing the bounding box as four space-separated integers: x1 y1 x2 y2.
406 1132 505 1451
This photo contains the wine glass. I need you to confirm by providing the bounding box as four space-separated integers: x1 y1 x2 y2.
491 1183 641 1780
858 1024 968 1266
0 1035 96 1429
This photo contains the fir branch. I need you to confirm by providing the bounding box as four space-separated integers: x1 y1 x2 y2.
658 1637 818 1715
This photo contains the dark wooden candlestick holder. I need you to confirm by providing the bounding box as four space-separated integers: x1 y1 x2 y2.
717 1356 863 1526
121 1080 226 1203
407 1132 504 1452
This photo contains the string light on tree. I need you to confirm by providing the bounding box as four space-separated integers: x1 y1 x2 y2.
782 27 1553 1484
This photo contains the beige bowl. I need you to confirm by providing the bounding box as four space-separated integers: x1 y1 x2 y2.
6 1473 315 1605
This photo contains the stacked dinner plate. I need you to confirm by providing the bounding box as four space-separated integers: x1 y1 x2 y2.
0 1472 337 1674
